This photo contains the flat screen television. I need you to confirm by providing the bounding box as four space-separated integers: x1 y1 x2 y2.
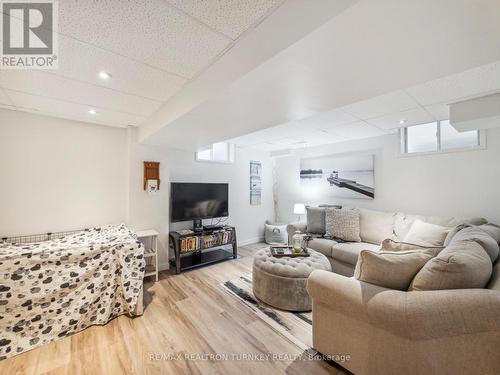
170 182 229 222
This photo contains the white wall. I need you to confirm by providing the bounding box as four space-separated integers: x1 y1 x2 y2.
0 110 273 270
275 128 500 225
0 109 128 236
126 128 171 269
127 129 274 270
165 147 274 248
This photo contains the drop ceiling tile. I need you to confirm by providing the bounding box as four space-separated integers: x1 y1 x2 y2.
58 0 231 78
245 141 280 151
297 129 347 145
341 90 418 120
0 70 161 117
254 127 288 140
327 121 388 139
424 104 449 121
5 90 145 127
267 136 301 146
228 118 386 150
227 132 264 146
226 127 280 146
298 109 358 130
0 104 17 112
260 142 285 151
56 35 187 102
0 88 14 106
265 122 311 138
406 61 500 106
166 0 285 40
366 107 435 130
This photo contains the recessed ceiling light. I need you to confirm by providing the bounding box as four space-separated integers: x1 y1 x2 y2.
399 119 406 125
88 109 97 115
98 71 111 80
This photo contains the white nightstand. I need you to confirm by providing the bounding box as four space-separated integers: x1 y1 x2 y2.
136 229 159 282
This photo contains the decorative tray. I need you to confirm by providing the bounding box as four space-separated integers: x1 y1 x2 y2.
270 245 310 258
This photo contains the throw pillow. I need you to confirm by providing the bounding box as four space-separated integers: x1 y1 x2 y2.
306 206 326 234
479 223 500 243
409 240 492 291
443 223 471 246
449 226 499 263
354 248 438 291
359 209 397 245
318 204 343 209
403 219 450 247
392 212 426 241
381 238 444 252
264 223 288 245
325 208 361 242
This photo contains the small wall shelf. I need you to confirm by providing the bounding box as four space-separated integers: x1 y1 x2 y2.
143 161 160 191
136 229 159 282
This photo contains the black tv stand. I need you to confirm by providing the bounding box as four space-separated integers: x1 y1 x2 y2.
203 224 223 231
169 226 237 274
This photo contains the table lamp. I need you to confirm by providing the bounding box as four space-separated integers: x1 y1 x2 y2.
293 203 306 222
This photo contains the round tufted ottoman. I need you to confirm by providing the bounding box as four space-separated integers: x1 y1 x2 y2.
252 248 332 311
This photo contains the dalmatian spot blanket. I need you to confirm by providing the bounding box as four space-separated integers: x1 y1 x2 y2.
0 224 145 360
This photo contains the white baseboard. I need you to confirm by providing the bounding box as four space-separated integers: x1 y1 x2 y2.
238 236 264 246
158 262 170 271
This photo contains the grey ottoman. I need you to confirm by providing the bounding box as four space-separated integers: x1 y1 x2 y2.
252 248 332 312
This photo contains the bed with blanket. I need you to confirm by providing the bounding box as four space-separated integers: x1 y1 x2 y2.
0 224 145 359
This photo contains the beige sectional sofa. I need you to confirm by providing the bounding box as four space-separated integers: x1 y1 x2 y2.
287 208 487 276
287 207 500 375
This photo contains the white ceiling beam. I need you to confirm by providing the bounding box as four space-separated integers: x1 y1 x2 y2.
138 0 359 143
141 0 500 150
450 93 500 132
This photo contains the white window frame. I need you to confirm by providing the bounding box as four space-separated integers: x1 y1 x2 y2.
195 142 235 164
399 120 486 157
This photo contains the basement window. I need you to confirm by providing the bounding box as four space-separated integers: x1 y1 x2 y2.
400 120 483 155
196 142 235 163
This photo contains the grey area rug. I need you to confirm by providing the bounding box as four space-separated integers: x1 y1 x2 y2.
222 274 313 350
221 274 352 374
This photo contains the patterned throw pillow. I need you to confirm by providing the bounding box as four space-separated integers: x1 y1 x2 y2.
325 208 361 242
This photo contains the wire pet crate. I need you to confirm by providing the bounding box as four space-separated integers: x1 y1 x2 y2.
1 229 86 244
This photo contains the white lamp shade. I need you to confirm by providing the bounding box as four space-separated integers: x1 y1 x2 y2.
293 203 306 215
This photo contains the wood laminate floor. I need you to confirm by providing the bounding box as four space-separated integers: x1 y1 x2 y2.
0 244 346 375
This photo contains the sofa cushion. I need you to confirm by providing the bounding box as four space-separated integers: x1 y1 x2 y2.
393 212 426 241
326 208 361 242
306 206 326 234
264 223 288 244
487 260 500 291
331 242 380 265
426 215 488 227
381 238 444 252
307 238 337 258
404 219 450 247
359 208 397 244
393 213 487 241
443 223 471 246
409 240 492 291
450 227 499 263
354 248 438 291
319 204 343 209
479 223 500 243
